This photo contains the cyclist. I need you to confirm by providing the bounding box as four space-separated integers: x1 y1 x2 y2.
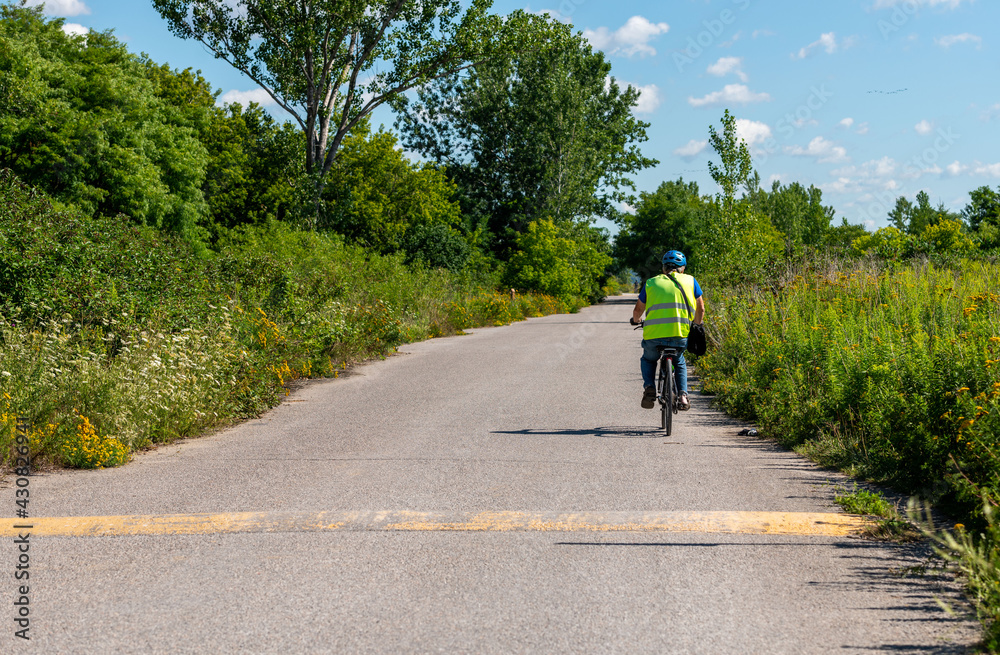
629 250 705 411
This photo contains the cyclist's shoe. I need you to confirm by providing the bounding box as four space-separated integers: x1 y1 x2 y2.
678 394 691 410
641 386 656 409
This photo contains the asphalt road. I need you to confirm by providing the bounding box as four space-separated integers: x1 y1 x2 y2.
0 295 981 653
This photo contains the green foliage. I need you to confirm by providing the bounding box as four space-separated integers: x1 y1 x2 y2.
399 15 656 255
835 488 895 517
323 123 463 253
505 218 612 305
0 5 209 240
200 102 306 234
698 259 1000 518
888 190 963 236
0 172 573 468
825 218 871 251
752 180 834 251
922 218 976 256
965 185 1000 250
851 226 913 260
852 220 974 260
707 109 757 213
702 111 784 284
402 223 471 271
613 179 707 281
150 0 521 225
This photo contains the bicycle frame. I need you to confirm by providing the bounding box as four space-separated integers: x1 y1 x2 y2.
656 347 682 434
632 320 683 434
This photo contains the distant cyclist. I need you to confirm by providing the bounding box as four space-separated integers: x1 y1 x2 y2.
629 251 705 410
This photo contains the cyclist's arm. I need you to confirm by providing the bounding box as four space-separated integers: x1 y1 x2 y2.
693 296 705 325
632 299 645 324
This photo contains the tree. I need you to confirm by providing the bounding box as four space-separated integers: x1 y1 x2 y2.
707 109 757 217
825 218 869 251
613 179 707 281
703 110 782 282
964 185 1000 249
888 191 958 235
150 0 521 225
888 196 914 233
0 5 209 240
199 102 306 235
505 218 612 304
322 120 462 254
398 16 656 256
752 181 833 250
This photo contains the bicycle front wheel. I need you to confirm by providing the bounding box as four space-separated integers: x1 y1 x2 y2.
661 357 674 436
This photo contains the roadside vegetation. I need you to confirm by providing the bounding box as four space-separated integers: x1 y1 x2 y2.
0 171 601 468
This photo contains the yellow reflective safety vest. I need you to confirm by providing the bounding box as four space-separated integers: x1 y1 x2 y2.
643 273 696 340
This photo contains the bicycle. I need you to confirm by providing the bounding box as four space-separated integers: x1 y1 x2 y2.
633 321 684 435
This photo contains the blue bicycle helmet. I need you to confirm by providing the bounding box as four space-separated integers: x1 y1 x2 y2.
662 250 687 269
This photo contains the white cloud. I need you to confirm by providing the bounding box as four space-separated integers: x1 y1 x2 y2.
707 57 748 82
981 104 1000 122
631 84 662 114
218 88 278 108
823 177 855 194
784 136 848 163
619 201 637 215
975 163 1000 178
838 117 855 129
23 0 90 16
833 157 897 179
856 122 871 135
674 139 708 161
720 31 743 48
584 16 669 58
914 119 934 135
946 161 969 176
795 32 840 59
61 22 89 37
735 119 773 146
935 33 982 48
688 84 771 107
753 29 776 39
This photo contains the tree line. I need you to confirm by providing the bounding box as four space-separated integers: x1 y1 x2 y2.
2 2 999 303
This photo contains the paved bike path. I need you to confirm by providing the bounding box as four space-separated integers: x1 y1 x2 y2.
1 295 979 653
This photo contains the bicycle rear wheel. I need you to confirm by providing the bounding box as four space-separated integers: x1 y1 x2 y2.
661 356 674 435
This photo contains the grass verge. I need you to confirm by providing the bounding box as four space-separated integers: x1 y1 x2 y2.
698 256 1000 647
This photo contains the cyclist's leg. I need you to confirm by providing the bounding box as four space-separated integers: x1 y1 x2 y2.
640 340 660 388
674 350 688 396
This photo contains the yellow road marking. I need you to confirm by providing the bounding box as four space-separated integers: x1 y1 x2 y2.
0 510 869 538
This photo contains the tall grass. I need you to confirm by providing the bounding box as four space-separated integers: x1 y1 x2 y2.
699 257 1000 644
0 172 585 470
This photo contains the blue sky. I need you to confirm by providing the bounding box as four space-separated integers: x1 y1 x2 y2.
27 0 1000 230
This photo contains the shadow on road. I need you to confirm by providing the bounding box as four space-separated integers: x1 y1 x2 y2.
554 541 838 548
492 427 666 439
554 537 977 652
